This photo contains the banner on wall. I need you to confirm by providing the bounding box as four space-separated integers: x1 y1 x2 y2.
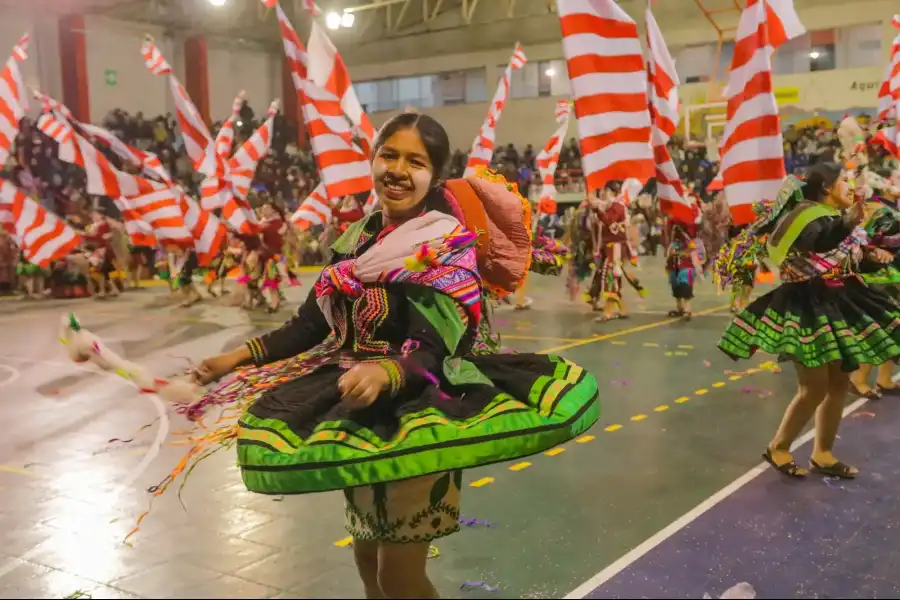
773 87 800 105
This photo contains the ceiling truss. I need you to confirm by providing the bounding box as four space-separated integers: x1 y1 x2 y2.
343 0 552 35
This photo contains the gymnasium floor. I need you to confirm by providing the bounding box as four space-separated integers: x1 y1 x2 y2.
0 256 895 599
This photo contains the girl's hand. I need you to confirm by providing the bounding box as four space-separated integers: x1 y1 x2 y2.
869 247 894 264
338 364 391 408
193 348 246 384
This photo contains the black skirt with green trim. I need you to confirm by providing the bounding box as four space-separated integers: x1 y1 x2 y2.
234 352 599 495
718 277 900 371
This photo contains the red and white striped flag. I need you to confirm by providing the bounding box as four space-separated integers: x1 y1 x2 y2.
0 178 81 268
34 89 173 184
300 80 372 199
536 101 571 209
39 99 224 261
307 19 375 144
557 0 654 192
142 37 215 172
291 182 332 230
876 16 899 121
645 3 691 224
464 43 527 177
228 100 280 204
41 109 194 248
720 0 804 225
199 92 263 235
0 34 29 166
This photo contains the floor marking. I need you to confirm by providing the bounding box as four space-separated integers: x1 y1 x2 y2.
745 368 760 374
0 465 46 478
630 414 647 421
653 405 669 412
0 365 20 389
712 382 726 388
677 345 694 349
537 305 730 354
729 375 743 381
674 396 690 403
334 536 354 548
544 447 566 456
576 435 595 443
0 357 169 582
501 334 585 343
695 389 709 395
562 395 871 599
610 341 627 345
604 424 623 432
469 477 494 488
643 343 660 348
509 461 532 471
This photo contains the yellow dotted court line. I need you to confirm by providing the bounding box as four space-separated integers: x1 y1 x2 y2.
330 359 777 547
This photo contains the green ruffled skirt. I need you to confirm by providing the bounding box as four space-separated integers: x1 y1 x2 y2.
221 351 599 494
719 277 900 371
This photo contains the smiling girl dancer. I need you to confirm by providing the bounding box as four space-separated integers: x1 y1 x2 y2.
189 114 599 598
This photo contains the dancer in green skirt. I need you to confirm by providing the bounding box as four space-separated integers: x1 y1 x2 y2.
191 114 599 598
851 171 900 396
718 163 898 480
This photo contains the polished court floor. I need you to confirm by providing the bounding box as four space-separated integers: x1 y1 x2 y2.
0 257 893 598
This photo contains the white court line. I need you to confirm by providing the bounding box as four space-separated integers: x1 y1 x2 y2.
0 364 20 389
563 393 874 599
0 357 170 581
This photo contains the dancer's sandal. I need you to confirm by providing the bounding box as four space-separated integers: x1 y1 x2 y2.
875 381 899 395
809 459 857 480
850 384 881 400
683 311 693 321
667 309 684 317
762 448 808 478
594 314 621 323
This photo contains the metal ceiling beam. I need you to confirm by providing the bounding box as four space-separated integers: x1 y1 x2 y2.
461 0 480 24
391 0 413 32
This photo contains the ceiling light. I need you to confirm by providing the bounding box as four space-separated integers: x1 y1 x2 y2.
207 0 227 6
341 11 355 27
326 11 342 30
809 50 821 59
545 67 555 77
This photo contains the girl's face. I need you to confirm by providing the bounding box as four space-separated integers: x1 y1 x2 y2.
826 172 853 209
372 127 433 220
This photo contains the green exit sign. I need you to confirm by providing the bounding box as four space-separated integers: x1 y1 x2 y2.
104 68 117 87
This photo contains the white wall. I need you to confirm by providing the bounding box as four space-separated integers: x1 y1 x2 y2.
0 9 63 118
85 16 183 124
207 44 280 121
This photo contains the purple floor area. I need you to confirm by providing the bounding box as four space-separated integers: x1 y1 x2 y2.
586 396 900 600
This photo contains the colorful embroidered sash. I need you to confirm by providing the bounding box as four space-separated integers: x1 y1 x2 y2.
314 211 483 332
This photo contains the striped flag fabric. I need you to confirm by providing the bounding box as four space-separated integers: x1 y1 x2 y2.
199 94 267 235
290 182 332 230
557 0 654 192
719 0 805 225
142 37 215 172
464 43 527 177
645 3 692 224
535 100 571 210
307 19 375 143
33 89 173 184
300 80 373 199
0 178 81 268
0 34 29 166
